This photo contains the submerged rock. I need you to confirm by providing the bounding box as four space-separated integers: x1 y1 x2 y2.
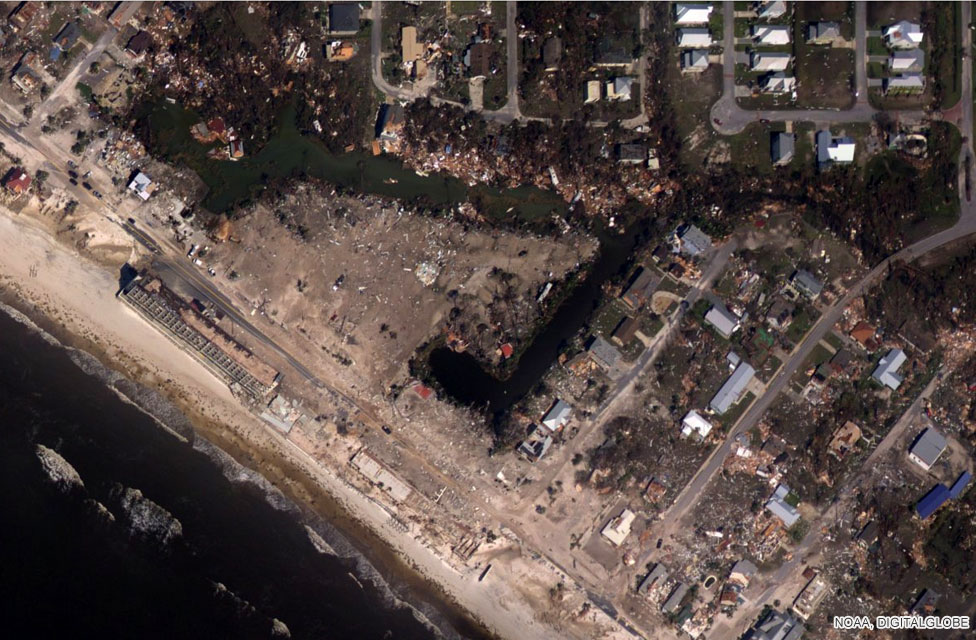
36 444 84 490
271 618 291 638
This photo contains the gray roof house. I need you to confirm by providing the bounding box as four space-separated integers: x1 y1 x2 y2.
910 589 940 615
328 3 360 33
638 563 669 595
807 22 841 45
790 269 823 299
771 132 794 166
705 304 740 339
540 399 572 433
676 223 712 256
890 48 925 73
587 335 622 371
765 483 800 527
745 609 805 640
710 362 755 414
681 49 709 72
908 427 947 471
755 0 787 20
872 348 907 390
616 143 646 164
662 582 690 613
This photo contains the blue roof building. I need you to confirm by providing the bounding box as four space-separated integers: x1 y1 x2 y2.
948 471 972 500
916 484 950 519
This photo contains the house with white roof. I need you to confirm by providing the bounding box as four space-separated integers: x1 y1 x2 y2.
766 483 800 527
883 21 924 49
677 28 713 48
128 171 155 200
705 304 740 339
762 72 795 94
752 24 791 46
750 52 791 72
674 4 713 26
584 80 601 103
890 49 925 73
540 399 572 433
908 427 947 471
754 0 786 20
681 49 709 72
681 410 714 440
606 76 634 101
601 508 636 546
884 73 924 94
710 362 755 414
816 131 855 167
872 348 906 390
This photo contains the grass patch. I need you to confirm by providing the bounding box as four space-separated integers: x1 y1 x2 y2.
867 36 888 56
824 331 844 351
785 305 818 344
76 82 93 103
927 1 961 109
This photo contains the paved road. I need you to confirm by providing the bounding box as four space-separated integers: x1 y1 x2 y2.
711 1 926 135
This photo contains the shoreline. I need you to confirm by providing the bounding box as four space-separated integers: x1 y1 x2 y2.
0 209 527 640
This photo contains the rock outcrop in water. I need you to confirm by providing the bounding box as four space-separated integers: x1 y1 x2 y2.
116 487 183 544
35 444 84 490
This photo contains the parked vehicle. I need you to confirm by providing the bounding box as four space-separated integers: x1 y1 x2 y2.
82 182 92 190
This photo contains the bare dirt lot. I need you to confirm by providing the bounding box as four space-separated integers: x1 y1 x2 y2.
203 183 597 395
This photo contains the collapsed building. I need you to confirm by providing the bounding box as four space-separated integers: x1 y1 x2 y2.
118 274 280 400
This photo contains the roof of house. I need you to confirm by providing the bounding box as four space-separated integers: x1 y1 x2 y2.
756 0 787 19
949 471 972 499
616 143 646 162
588 335 622 370
916 484 950 519
710 362 756 414
817 131 856 164
705 305 740 338
126 30 151 54
747 608 804 640
771 132 795 165
791 269 823 297
681 409 714 439
594 37 631 65
53 21 81 50
750 52 791 71
542 36 561 67
621 267 660 308
677 28 713 48
763 72 795 93
766 483 800 527
584 79 601 103
890 48 925 71
884 21 924 48
612 315 640 343
328 2 360 32
681 49 709 70
108 1 143 27
884 74 925 90
808 22 840 41
601 508 636 546
465 42 492 77
662 583 690 613
674 4 713 25
541 399 572 432
638 563 669 595
872 348 907 390
910 589 940 615
856 521 879 544
677 223 712 256
2 167 31 193
127 171 153 200
909 427 947 467
731 559 758 579
752 24 791 45
850 321 876 346
612 76 634 98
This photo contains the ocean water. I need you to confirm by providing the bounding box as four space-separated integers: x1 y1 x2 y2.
0 306 483 640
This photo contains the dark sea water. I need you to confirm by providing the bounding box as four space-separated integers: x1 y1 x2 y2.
0 307 477 640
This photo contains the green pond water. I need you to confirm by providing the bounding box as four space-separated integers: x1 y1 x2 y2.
145 101 565 220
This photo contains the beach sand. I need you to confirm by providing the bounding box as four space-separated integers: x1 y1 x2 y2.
0 207 588 640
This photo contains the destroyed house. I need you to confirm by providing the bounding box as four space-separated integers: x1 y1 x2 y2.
910 589 940 615
108 1 142 28
2 166 31 193
126 30 151 55
8 2 39 32
52 21 81 51
856 521 879 547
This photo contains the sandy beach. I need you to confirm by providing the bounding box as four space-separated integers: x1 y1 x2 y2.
0 206 583 640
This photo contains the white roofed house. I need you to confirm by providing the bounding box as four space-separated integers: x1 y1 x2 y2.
606 76 634 101
676 28 713 48
751 25 791 46
601 508 636 546
754 0 787 20
681 409 714 441
674 4 713 26
908 427 947 471
540 398 572 433
681 49 709 73
890 49 925 73
705 304 741 339
750 52 791 72
584 80 601 104
762 72 795 94
884 73 924 95
884 21 924 49
816 130 855 168
128 171 155 200
872 348 907 390
674 223 712 257
765 483 800 527
709 362 755 414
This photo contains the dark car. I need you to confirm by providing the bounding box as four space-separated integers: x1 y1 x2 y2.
68 170 78 179
127 218 136 225
69 178 78 185
381 425 392 435
82 182 92 190
93 191 102 199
